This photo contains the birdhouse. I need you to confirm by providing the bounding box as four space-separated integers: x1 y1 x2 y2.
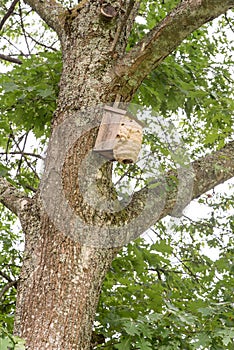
93 105 143 164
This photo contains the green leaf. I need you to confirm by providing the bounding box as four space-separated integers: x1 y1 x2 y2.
217 329 234 346
0 163 10 177
136 338 152 350
1 82 19 92
123 320 140 336
193 333 211 347
153 240 173 254
0 337 13 350
114 337 131 350
197 307 214 316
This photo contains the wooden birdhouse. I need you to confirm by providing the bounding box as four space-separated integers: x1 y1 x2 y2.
93 105 143 164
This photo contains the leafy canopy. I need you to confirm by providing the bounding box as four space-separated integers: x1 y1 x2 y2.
0 0 234 349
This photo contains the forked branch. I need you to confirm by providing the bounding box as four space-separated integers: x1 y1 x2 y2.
112 0 234 99
0 0 20 31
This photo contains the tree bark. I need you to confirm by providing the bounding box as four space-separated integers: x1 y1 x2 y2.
14 211 117 349
110 0 234 100
3 0 232 349
0 177 30 215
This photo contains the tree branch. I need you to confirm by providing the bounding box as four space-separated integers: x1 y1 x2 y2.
121 140 234 237
0 53 22 64
0 177 30 216
225 13 234 33
0 271 14 283
24 0 65 37
191 142 234 199
110 0 137 52
112 0 234 99
0 280 18 300
25 29 59 51
160 141 234 216
0 151 44 160
0 0 19 31
19 1 31 54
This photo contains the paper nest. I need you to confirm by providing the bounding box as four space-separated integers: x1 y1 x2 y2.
113 121 143 164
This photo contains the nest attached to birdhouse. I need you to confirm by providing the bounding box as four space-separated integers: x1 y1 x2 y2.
93 106 144 164
113 117 143 164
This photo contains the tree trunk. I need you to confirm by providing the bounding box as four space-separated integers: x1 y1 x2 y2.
15 211 117 349
14 2 136 348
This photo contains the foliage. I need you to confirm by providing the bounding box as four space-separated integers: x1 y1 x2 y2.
0 51 62 141
134 23 234 154
96 186 234 349
0 207 23 327
0 0 234 349
0 51 62 193
0 326 25 350
0 206 24 348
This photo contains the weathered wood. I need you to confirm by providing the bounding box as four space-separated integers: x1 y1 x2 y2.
93 106 143 164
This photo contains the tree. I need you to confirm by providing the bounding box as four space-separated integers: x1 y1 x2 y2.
0 0 234 349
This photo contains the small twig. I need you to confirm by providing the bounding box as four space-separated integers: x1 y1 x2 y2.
223 74 234 84
156 268 162 280
2 36 25 55
3 7 32 34
5 134 12 163
114 163 137 186
0 151 44 160
0 271 13 283
0 0 19 31
225 13 234 33
182 214 197 223
148 268 185 274
26 30 58 52
0 53 22 64
16 131 29 175
9 128 40 179
23 184 37 192
18 1 31 54
150 227 201 284
0 280 18 300
114 147 159 187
